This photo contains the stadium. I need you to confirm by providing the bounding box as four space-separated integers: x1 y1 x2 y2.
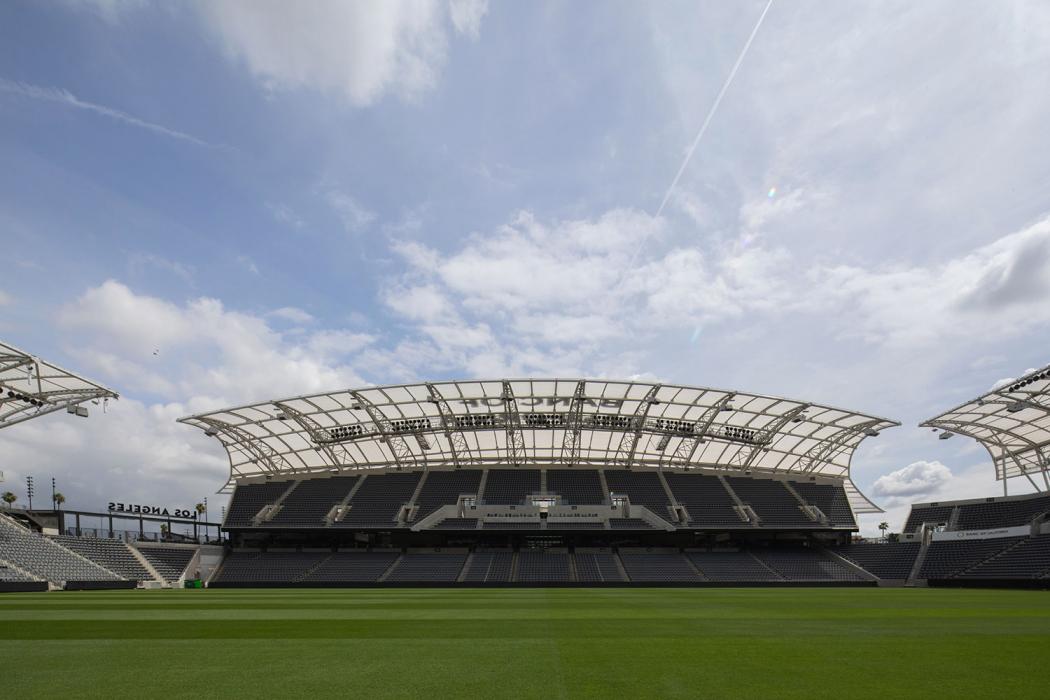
3 344 1050 695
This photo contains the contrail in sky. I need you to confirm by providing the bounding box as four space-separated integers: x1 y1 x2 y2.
0 77 212 147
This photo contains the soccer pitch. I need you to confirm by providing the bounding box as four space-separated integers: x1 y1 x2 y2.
4 588 1049 698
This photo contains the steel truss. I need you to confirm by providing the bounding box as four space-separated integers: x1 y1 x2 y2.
180 378 898 509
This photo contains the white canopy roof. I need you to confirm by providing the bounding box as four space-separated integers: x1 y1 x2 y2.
922 363 1050 490
180 378 896 512
0 340 118 429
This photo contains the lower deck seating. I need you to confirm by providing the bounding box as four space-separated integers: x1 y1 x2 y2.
619 553 700 582
214 551 326 583
301 552 398 582
0 515 119 583
575 553 624 582
920 537 1026 579
135 546 196 582
753 549 864 581
516 551 571 582
385 553 467 582
458 551 515 582
0 561 39 581
959 536 1050 579
687 551 781 581
52 536 151 581
832 542 919 580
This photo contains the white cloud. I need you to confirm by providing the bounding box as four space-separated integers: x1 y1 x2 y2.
57 280 372 402
269 306 315 325
236 255 260 275
449 0 488 39
871 460 953 501
197 0 484 106
128 253 195 285
0 290 11 306
814 214 1050 348
267 202 305 230
326 191 377 233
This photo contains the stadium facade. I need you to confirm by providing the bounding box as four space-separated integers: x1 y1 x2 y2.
4 357 1050 590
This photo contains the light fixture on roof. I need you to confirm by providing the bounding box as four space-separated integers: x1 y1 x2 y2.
414 434 431 451
66 405 88 418
864 428 880 437
721 402 734 412
1006 402 1026 413
792 414 806 423
655 435 671 452
275 411 289 420
204 428 218 437
351 403 362 410
938 431 954 440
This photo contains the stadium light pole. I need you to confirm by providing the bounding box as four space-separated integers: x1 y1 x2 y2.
26 475 34 511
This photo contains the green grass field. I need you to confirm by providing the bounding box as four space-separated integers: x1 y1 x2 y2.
3 587 1050 698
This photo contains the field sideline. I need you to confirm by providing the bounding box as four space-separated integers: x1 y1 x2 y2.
4 587 1049 698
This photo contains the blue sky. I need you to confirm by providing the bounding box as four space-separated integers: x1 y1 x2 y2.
2 0 1050 534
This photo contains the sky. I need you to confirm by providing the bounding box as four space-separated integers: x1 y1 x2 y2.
1 0 1050 536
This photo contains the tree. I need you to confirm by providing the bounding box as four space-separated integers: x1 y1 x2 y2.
1 491 16 508
53 492 66 509
878 521 889 541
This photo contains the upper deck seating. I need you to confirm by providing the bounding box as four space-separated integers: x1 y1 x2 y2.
604 470 672 518
334 472 422 528
482 469 541 505
724 478 815 527
903 504 954 533
268 476 359 527
412 470 482 520
789 481 856 528
664 473 743 527
546 469 605 505
225 481 292 527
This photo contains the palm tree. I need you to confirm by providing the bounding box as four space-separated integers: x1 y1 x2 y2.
878 521 889 541
54 492 66 509
1 491 16 509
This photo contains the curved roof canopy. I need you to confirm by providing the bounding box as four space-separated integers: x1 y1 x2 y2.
0 340 118 429
180 378 896 511
922 363 1050 491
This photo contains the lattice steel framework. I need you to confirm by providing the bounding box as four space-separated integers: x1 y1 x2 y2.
0 340 118 429
922 363 1050 495
180 379 896 512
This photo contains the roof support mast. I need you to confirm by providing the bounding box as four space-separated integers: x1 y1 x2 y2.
427 383 473 468
559 381 587 466
668 393 735 468
615 384 661 469
502 381 527 466
273 401 344 468
350 391 415 471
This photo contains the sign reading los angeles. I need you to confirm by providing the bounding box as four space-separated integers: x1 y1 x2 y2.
108 502 198 520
